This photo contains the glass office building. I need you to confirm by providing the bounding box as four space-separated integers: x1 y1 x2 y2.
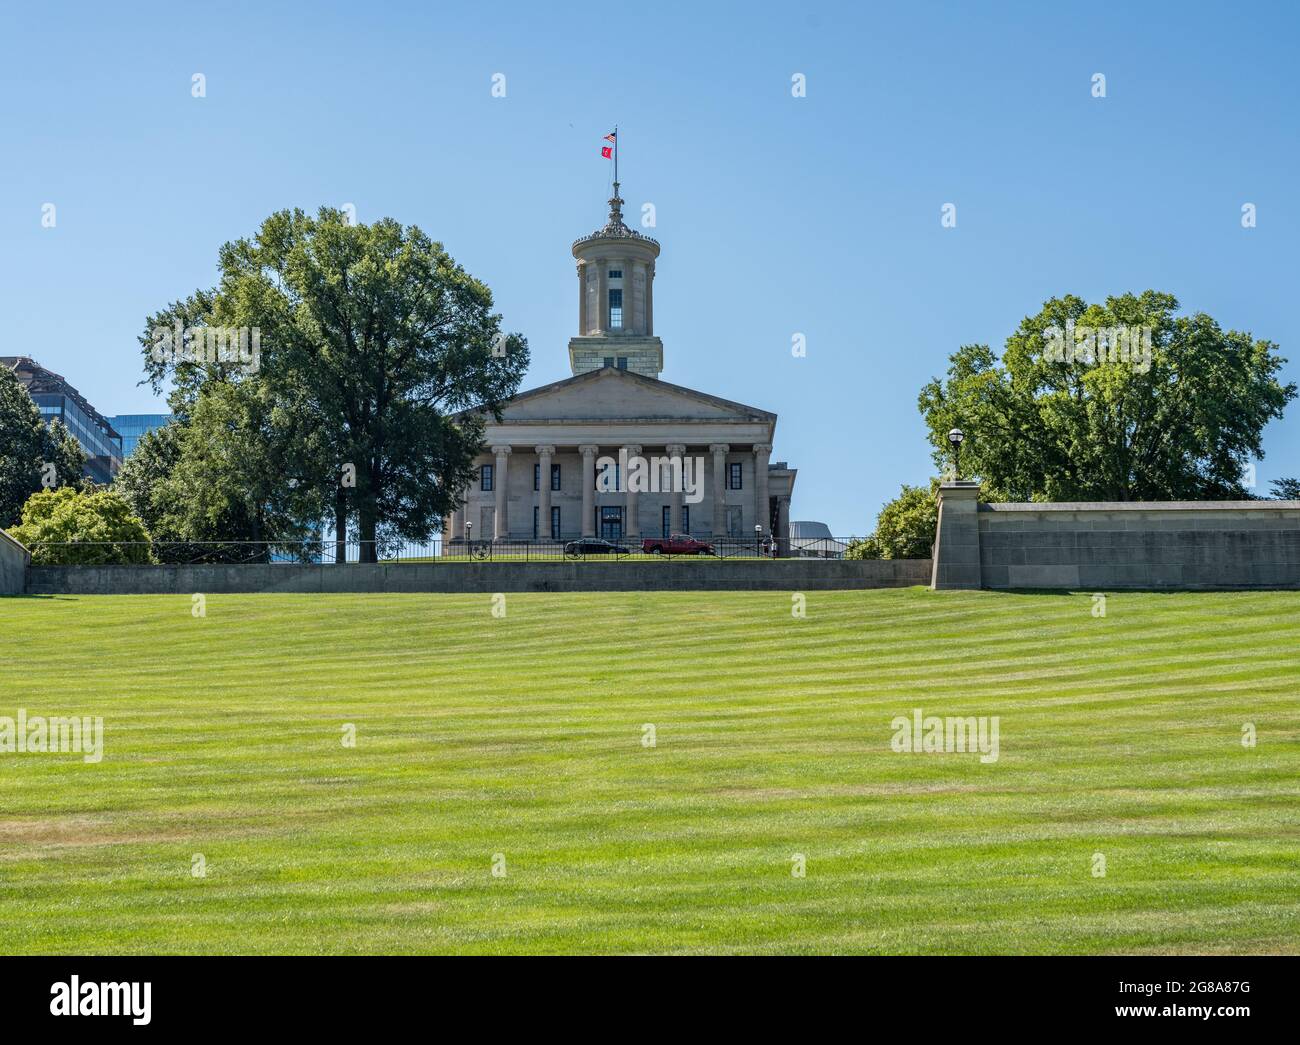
111 413 173 459
3 356 123 485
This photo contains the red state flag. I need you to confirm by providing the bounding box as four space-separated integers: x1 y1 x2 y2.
601 146 613 158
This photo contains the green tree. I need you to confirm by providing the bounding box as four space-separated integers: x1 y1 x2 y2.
10 486 152 564
846 482 940 560
0 366 86 528
140 208 528 561
918 292 1295 501
113 422 184 538
1270 478 1300 499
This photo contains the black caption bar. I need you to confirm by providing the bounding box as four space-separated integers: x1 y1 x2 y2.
0 955 1293 1031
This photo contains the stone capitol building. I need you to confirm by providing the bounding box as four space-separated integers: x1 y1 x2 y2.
447 180 796 547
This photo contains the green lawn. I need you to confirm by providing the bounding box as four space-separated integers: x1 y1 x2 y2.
0 588 1296 955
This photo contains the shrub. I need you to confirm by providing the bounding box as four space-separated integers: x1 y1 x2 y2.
9 487 153 564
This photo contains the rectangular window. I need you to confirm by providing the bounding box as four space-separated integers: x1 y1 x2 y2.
616 357 628 369
609 269 622 279
728 462 742 490
682 506 690 534
533 505 539 540
608 288 623 329
533 463 540 491
551 505 561 540
480 464 494 492
603 357 614 368
550 463 561 491
662 506 671 538
727 506 744 538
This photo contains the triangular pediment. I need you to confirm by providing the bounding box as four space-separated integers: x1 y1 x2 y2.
487 367 775 422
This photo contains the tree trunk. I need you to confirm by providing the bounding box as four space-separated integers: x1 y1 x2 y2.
358 504 378 563
334 488 348 564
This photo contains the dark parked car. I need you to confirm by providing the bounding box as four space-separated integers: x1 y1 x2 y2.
564 538 631 557
641 534 715 556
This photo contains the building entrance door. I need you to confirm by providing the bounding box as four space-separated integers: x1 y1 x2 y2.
600 506 623 541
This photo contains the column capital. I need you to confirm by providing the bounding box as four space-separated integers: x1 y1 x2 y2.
752 443 773 455
491 445 512 456
534 444 556 456
666 443 687 456
579 444 600 457
622 444 642 456
709 443 730 455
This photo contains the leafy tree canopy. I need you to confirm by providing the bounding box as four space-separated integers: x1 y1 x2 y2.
10 486 152 564
137 208 529 559
0 366 86 528
918 291 1295 501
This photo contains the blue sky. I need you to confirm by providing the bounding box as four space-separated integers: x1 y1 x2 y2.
2 0 1296 532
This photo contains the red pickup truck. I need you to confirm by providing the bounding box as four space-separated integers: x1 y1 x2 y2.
642 534 715 556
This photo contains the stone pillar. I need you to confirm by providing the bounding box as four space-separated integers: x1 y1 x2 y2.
777 496 791 556
629 261 642 334
535 444 555 541
580 444 599 537
596 260 608 335
492 445 511 539
931 481 983 589
753 443 772 536
709 444 729 537
623 444 641 538
576 264 586 335
667 443 686 533
646 262 654 335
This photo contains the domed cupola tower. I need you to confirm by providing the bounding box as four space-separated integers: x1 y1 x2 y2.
569 176 662 378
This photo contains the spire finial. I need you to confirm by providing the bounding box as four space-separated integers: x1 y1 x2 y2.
607 124 622 226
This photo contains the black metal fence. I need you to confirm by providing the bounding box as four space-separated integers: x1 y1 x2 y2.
24 535 861 565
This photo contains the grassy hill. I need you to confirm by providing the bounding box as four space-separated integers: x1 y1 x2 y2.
0 588 1296 954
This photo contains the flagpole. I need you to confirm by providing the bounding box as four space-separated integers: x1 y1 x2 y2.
614 124 619 189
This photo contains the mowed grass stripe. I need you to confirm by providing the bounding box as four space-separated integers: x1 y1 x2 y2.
0 588 1296 954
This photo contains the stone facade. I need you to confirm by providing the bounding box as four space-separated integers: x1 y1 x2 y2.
450 181 796 546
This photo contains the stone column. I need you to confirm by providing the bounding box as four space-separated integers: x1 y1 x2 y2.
667 443 686 534
622 258 633 332
753 443 772 536
930 481 983 590
492 445 511 539
576 264 586 335
629 261 642 334
580 444 599 537
535 445 555 541
596 260 608 335
709 444 729 537
623 444 641 538
646 262 654 335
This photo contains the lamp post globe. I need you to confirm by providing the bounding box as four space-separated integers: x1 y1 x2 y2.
947 428 965 480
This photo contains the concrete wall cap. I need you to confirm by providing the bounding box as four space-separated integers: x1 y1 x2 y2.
980 500 1300 512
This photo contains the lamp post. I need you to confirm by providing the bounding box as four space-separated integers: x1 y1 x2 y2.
948 428 965 480
465 520 472 558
